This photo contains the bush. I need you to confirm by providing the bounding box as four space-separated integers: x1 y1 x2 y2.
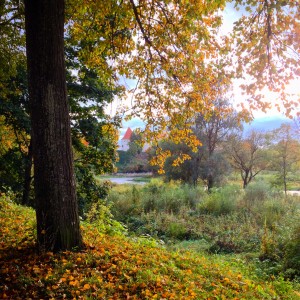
197 185 241 216
259 222 282 262
283 225 300 279
166 222 190 240
244 181 278 205
76 165 112 217
260 199 287 227
109 185 143 222
258 200 300 279
142 180 204 214
136 211 197 241
85 200 126 236
208 240 241 254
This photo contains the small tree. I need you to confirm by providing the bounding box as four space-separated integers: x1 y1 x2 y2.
160 140 196 184
227 130 269 188
159 98 238 187
193 99 241 189
127 130 143 159
271 124 300 195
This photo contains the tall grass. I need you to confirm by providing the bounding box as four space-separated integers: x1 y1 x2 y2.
108 179 300 279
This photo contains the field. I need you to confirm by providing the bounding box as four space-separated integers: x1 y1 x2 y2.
1 194 300 299
107 178 300 282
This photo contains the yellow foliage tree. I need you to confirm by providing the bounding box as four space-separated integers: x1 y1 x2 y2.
233 0 300 115
68 0 299 165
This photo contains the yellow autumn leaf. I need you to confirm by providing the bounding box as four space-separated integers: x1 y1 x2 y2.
82 283 90 290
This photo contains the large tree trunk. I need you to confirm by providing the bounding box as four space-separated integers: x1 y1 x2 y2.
24 0 82 252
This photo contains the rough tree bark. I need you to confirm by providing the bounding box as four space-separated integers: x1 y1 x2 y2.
24 0 82 252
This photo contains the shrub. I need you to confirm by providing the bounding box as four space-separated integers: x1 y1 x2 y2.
259 199 287 227
109 185 143 222
208 240 241 254
166 222 189 240
76 165 112 217
259 222 281 262
197 185 241 216
244 181 277 205
142 180 204 214
85 200 126 236
181 184 206 210
283 225 300 279
136 211 198 241
108 180 300 265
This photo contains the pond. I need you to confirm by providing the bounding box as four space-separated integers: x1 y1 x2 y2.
106 177 146 185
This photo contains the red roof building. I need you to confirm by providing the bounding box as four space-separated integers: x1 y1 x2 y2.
122 127 133 140
118 127 132 151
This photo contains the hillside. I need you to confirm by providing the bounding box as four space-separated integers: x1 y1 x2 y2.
244 116 293 132
0 196 299 299
119 115 294 143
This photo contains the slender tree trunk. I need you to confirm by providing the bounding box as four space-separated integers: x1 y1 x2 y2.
21 139 33 206
207 174 214 191
283 160 287 196
283 172 287 196
242 170 249 189
24 0 82 252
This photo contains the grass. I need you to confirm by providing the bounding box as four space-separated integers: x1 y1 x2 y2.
227 170 300 191
108 180 300 281
97 170 300 190
131 177 152 183
1 195 299 299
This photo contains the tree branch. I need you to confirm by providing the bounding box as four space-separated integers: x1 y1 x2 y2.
0 12 22 26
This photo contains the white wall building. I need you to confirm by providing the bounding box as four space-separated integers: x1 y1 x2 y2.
117 127 132 151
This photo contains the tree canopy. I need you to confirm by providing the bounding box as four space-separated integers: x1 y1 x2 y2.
2 0 299 150
233 0 300 115
66 0 300 164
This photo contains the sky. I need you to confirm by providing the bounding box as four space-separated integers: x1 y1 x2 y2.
118 115 293 139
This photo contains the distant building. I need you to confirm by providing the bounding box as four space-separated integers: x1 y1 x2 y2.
118 127 152 152
118 127 133 151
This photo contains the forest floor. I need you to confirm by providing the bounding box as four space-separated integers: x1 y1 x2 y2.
0 197 299 299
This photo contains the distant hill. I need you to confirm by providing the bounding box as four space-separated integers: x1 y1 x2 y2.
243 115 293 132
120 116 294 139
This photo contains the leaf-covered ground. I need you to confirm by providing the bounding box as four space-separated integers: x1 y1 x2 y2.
0 197 299 299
